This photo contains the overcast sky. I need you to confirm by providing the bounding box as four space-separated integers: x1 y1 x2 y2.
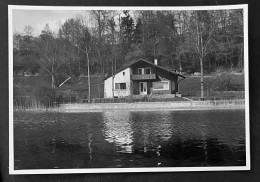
13 10 86 36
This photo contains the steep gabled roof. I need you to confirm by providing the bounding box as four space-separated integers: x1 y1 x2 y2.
104 58 186 80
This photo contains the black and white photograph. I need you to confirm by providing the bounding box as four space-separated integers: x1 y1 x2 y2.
8 5 249 174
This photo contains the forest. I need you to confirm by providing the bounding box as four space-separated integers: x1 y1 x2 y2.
13 9 244 106
13 9 245 106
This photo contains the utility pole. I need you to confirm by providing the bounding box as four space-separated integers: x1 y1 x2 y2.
86 47 91 102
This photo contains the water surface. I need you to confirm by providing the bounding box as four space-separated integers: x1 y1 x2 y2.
14 109 246 169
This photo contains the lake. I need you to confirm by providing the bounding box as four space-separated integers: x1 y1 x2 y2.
13 109 246 169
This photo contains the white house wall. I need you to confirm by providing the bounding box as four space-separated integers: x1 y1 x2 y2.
104 68 131 98
104 77 113 98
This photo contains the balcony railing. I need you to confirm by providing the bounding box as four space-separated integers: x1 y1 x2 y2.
131 74 156 80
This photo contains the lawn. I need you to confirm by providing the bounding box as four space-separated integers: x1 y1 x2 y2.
14 75 105 101
179 73 245 100
13 73 245 103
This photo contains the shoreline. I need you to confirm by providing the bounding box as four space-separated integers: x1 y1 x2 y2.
14 99 245 112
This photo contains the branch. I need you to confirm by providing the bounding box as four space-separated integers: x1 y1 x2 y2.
58 76 71 87
33 59 52 75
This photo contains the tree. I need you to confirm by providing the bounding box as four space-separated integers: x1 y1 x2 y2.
22 25 34 57
228 9 244 68
155 10 180 69
188 11 217 100
174 11 189 72
13 26 40 75
132 18 143 44
90 10 109 73
34 24 66 90
121 10 135 49
59 18 86 76
72 16 92 100
13 32 24 73
13 9 245 98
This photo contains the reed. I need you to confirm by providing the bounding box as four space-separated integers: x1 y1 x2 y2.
13 96 56 111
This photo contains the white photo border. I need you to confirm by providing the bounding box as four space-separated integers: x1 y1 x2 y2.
8 4 250 175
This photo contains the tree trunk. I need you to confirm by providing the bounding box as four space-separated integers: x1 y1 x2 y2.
225 54 228 68
196 16 205 101
52 74 54 90
179 54 182 73
97 49 103 74
69 59 72 76
240 45 243 68
86 47 91 102
76 46 81 76
200 56 204 100
112 76 115 98
230 52 233 70
51 63 55 91
209 57 211 69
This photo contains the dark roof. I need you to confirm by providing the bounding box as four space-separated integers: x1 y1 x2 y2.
104 58 186 80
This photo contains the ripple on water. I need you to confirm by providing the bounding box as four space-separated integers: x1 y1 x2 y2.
13 109 246 169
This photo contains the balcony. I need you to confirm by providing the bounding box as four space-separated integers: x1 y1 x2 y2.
131 74 156 80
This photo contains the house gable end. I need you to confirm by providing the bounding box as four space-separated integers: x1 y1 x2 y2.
104 58 185 81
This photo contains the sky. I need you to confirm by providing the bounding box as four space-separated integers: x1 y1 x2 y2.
13 10 86 36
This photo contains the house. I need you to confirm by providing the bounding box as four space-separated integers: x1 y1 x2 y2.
104 59 185 98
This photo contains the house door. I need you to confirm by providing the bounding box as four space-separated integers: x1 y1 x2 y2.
139 82 147 95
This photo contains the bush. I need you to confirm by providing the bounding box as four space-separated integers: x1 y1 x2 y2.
33 77 55 107
212 73 233 91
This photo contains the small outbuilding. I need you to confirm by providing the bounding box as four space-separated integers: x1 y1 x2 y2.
104 59 185 98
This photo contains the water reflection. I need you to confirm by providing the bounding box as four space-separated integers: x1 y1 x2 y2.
102 111 134 153
158 137 246 166
131 111 173 157
14 110 246 169
102 111 174 154
152 111 173 141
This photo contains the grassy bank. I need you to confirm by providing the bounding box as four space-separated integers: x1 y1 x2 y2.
14 75 105 102
185 91 245 101
13 72 245 108
13 98 245 112
179 73 245 100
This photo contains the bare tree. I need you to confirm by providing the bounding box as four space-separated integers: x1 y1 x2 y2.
188 11 217 100
90 10 109 73
73 16 92 101
34 24 66 90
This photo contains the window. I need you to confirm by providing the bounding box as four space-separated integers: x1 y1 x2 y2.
123 72 125 76
115 83 126 90
138 68 144 75
145 68 151 74
138 68 151 74
153 81 169 90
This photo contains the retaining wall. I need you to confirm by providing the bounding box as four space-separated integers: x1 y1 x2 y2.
58 99 245 112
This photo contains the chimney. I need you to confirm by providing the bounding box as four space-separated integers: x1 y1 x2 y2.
154 58 158 65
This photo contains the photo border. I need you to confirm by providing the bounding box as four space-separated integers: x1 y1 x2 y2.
8 4 250 175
